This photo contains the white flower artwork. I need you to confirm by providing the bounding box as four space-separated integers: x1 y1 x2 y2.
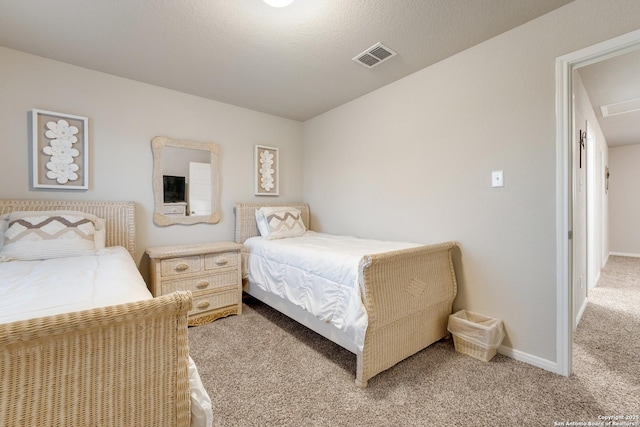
32 109 89 190
43 119 80 184
45 159 80 184
254 145 279 196
259 150 275 191
45 119 79 144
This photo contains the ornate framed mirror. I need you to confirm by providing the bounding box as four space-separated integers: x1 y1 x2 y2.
151 136 221 226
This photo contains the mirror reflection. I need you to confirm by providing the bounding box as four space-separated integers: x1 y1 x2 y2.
152 136 221 226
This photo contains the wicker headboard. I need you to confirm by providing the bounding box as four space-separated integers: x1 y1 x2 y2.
234 202 310 244
0 199 136 259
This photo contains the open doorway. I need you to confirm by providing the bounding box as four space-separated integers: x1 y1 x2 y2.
571 85 602 331
556 29 640 377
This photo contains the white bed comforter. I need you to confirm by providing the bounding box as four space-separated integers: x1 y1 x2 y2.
244 231 420 351
0 246 212 427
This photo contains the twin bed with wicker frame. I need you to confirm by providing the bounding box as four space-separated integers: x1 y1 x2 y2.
0 197 459 425
0 200 195 427
235 202 459 388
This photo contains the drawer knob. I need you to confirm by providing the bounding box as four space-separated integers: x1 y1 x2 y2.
174 263 189 272
215 258 228 266
196 280 210 289
197 301 210 310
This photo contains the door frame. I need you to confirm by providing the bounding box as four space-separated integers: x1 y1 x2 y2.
555 29 640 377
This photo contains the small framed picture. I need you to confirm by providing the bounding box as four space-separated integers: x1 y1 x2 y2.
254 145 279 196
32 109 89 190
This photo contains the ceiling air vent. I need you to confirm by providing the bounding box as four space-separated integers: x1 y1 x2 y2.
600 97 640 117
353 43 397 68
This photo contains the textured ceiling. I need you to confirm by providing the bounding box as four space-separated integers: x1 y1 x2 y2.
578 48 640 147
0 0 574 121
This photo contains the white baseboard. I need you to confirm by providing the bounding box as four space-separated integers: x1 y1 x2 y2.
497 345 557 374
609 252 640 258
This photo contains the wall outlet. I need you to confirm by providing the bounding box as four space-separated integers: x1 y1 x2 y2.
491 170 504 188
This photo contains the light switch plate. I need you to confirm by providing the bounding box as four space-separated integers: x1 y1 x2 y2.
491 170 504 188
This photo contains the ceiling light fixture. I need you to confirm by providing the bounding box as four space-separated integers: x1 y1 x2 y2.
262 0 295 7
600 97 640 117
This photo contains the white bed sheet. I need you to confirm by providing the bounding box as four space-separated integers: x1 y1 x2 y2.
0 246 213 427
244 231 420 351
0 247 151 323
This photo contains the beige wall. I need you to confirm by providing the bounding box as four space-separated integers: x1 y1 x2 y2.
0 46 304 279
303 0 640 365
609 144 640 256
2 0 639 371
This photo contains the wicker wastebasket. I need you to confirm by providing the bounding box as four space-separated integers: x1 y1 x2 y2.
447 310 505 362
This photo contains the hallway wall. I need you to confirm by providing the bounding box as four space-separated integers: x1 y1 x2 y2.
609 144 640 256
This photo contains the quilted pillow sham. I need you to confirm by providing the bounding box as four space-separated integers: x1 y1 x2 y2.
255 206 306 240
0 210 106 261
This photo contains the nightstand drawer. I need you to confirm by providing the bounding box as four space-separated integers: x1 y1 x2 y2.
161 271 238 294
163 204 186 215
190 290 238 316
160 256 201 277
204 252 238 270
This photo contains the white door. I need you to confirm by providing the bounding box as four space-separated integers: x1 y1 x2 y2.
573 120 588 331
188 162 211 216
586 122 600 290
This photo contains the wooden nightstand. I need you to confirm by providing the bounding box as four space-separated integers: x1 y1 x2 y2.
146 242 243 326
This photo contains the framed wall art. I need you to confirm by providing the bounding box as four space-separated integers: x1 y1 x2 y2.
254 145 279 196
32 109 89 190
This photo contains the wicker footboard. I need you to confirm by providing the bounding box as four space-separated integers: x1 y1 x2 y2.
0 291 193 427
356 242 458 387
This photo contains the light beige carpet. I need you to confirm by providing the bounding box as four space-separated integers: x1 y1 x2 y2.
188 256 639 426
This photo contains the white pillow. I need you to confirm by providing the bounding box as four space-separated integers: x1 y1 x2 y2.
255 206 306 240
94 218 106 251
0 210 106 261
0 214 8 250
255 209 271 238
